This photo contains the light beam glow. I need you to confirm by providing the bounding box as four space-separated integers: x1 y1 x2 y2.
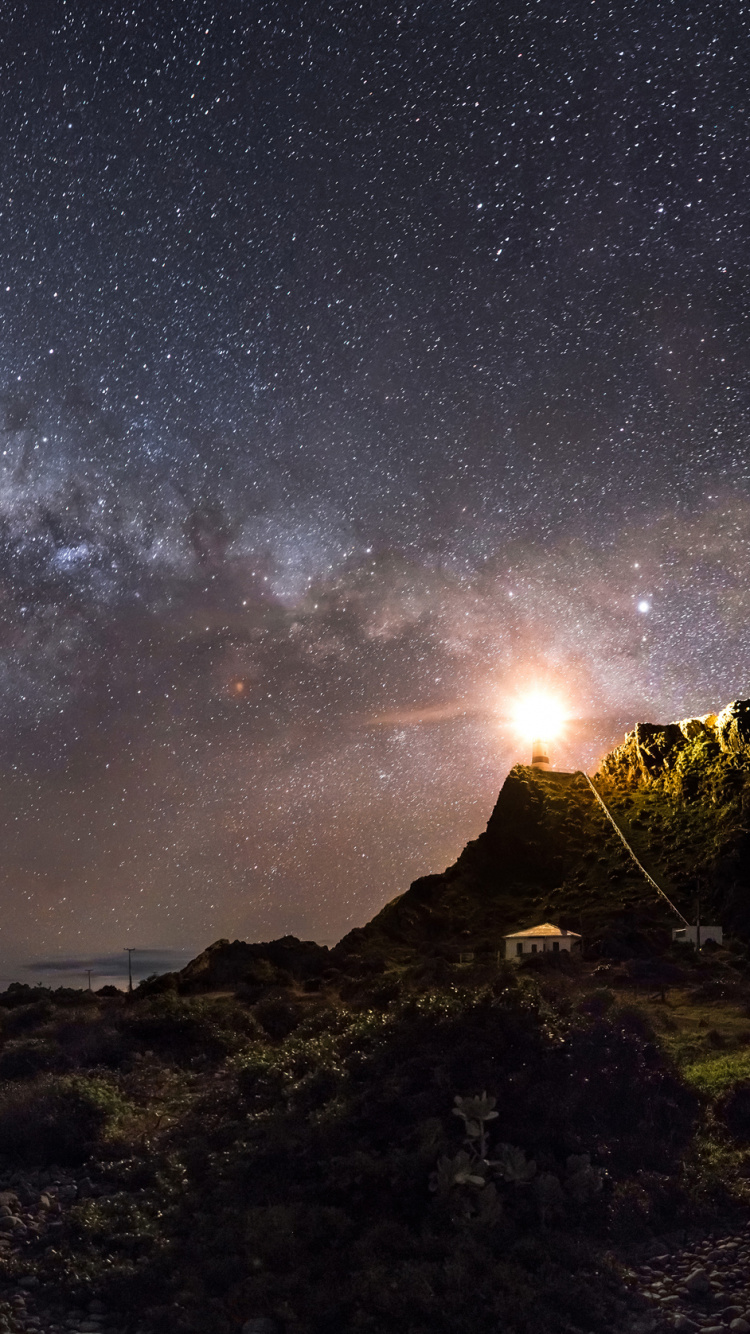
511 693 568 742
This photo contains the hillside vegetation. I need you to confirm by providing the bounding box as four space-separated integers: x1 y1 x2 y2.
0 700 749 1333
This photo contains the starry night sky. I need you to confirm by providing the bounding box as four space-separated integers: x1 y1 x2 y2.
0 1 749 980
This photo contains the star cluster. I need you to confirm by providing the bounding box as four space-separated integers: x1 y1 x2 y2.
0 1 747 972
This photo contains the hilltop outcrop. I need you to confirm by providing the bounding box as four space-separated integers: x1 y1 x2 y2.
174 934 330 993
596 698 750 937
599 699 750 787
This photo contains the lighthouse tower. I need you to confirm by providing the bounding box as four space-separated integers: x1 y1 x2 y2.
531 738 550 771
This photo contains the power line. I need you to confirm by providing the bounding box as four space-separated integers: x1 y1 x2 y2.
579 771 689 927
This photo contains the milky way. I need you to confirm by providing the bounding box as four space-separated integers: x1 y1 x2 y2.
0 2 748 975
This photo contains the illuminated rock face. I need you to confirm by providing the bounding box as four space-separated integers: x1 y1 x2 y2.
716 699 750 754
633 722 685 775
678 714 717 742
600 698 750 789
594 697 750 937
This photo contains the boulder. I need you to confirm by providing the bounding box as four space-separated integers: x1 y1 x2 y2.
634 722 686 774
679 714 717 741
716 700 750 754
684 1267 711 1294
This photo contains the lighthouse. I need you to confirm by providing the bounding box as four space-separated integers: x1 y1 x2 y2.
511 692 565 771
531 738 550 770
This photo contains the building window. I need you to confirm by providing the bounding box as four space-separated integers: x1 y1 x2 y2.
552 941 559 952
531 943 537 954
516 942 523 956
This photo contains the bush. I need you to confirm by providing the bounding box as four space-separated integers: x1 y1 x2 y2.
135 972 179 998
717 1079 750 1142
0 984 54 1011
1 1000 55 1036
0 1039 66 1080
253 997 304 1042
53 1017 128 1070
576 988 615 1017
0 1074 128 1164
148 986 701 1332
119 995 260 1063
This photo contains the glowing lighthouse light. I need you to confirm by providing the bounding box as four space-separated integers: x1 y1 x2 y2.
512 693 567 771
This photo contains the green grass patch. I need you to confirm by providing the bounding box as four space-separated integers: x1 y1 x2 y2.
682 1049 750 1096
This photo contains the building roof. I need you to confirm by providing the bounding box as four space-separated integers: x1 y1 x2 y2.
503 922 581 940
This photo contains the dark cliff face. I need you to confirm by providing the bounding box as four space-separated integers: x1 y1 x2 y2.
336 697 750 965
334 765 666 964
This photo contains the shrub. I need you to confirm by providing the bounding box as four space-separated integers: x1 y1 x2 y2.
717 1079 750 1142
0 1039 66 1080
576 988 615 1018
253 997 304 1042
607 1178 652 1240
1 1000 55 1036
0 984 53 1011
135 972 179 998
120 995 260 1063
53 1017 128 1070
0 1074 129 1164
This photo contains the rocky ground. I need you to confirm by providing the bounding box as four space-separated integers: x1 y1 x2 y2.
623 1223 750 1333
0 1166 133 1334
4 1152 743 1334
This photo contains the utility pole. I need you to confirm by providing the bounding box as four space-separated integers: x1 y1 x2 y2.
86 969 92 992
124 948 135 993
695 884 702 954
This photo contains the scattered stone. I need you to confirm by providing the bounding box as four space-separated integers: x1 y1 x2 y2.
730 1321 750 1333
685 1269 712 1295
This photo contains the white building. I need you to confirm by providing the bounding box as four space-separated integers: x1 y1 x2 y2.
503 922 582 959
672 924 723 947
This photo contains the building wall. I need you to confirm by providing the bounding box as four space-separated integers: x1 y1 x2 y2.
672 925 723 946
506 936 578 958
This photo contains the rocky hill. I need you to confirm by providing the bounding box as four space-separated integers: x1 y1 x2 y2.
159 698 750 992
333 697 750 968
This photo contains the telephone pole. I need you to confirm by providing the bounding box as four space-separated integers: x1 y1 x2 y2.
124 948 135 993
86 969 92 992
